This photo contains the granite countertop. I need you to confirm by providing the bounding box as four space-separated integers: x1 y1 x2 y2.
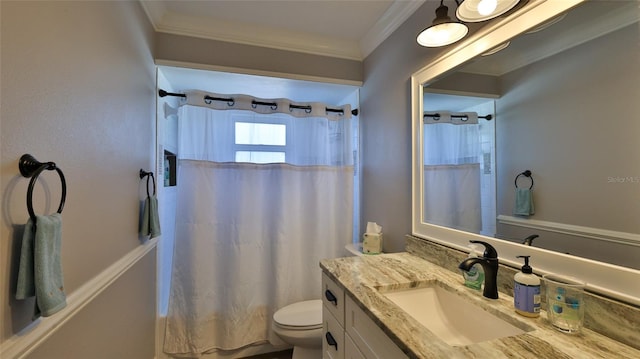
320 252 640 359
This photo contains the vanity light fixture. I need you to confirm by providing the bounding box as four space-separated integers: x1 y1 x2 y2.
417 0 469 47
456 0 521 22
481 40 510 56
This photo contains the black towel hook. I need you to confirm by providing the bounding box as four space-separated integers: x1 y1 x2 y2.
514 170 534 189
139 169 156 197
19 154 66 222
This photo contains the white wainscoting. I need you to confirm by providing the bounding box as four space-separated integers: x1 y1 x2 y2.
1 239 158 359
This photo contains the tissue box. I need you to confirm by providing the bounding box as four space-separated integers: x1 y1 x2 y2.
362 233 383 254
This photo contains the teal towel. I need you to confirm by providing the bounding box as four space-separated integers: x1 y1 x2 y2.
16 213 67 318
141 195 161 239
514 188 535 216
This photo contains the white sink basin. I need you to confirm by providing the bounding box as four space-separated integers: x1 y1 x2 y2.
381 283 530 346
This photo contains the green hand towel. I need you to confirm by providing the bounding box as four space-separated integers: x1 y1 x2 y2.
514 188 535 216
16 213 67 318
16 220 36 300
141 195 161 239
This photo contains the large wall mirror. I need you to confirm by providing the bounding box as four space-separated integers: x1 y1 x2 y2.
412 0 639 304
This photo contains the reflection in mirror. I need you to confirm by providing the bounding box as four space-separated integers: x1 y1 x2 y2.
421 1 640 269
422 93 496 237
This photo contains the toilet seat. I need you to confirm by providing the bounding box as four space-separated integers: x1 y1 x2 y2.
273 299 322 331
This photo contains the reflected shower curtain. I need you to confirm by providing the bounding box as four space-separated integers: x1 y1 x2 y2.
164 101 354 357
424 163 481 232
423 120 482 233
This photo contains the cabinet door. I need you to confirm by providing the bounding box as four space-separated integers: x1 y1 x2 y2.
322 273 345 325
345 296 408 359
323 305 344 359
344 335 366 359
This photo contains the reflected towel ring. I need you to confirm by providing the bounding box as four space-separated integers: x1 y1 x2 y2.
514 170 534 189
139 169 156 197
19 154 66 222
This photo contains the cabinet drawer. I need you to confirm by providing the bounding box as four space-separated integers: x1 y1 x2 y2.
344 334 365 359
345 296 408 359
323 305 344 359
322 272 345 325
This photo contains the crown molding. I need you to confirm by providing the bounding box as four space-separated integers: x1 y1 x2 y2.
359 0 426 59
140 0 422 61
139 0 166 31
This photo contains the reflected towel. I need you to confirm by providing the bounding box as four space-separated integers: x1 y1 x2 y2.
141 195 161 239
16 213 67 318
514 188 535 216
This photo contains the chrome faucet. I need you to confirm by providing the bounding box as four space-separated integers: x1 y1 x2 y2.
458 240 499 299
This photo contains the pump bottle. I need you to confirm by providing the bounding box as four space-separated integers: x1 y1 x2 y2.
514 255 541 317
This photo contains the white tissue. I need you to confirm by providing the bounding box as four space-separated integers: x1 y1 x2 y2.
366 222 382 234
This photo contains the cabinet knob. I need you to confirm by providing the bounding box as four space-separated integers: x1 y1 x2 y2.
325 331 338 351
325 289 337 305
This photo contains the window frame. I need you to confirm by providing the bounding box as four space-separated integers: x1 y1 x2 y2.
231 114 292 164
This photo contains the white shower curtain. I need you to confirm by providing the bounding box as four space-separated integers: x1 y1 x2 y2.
424 163 481 232
164 98 354 357
423 120 482 233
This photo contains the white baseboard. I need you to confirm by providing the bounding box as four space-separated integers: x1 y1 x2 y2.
1 238 158 359
497 215 640 247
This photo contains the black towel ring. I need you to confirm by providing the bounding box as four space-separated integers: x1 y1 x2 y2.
514 170 534 190
19 154 67 222
139 169 156 197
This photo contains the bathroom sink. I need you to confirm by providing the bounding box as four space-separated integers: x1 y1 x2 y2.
380 282 530 346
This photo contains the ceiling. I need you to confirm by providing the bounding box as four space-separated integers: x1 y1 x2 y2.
141 0 426 61
151 1 638 105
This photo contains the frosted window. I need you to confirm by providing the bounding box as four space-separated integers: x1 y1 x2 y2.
235 122 286 146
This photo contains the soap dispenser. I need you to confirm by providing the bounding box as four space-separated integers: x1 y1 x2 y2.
462 244 484 290
514 255 541 317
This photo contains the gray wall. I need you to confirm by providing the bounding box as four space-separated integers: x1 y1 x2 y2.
495 23 640 267
360 2 450 253
1 1 157 357
25 253 156 359
156 33 363 83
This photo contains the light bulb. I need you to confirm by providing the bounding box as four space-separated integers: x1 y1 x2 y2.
477 0 498 16
417 23 469 47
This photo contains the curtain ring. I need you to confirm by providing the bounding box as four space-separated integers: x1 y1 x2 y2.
227 99 235 107
204 97 212 105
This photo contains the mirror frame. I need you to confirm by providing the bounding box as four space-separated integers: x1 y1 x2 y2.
411 0 640 305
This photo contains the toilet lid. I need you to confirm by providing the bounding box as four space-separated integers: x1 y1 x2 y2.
273 299 322 328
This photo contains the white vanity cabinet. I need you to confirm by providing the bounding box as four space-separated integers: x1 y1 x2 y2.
322 272 345 359
322 273 408 359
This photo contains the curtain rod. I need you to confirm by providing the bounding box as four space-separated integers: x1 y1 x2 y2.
158 89 359 116
424 112 493 121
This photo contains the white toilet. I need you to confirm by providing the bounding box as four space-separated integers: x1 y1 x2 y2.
271 244 365 359
272 299 323 359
